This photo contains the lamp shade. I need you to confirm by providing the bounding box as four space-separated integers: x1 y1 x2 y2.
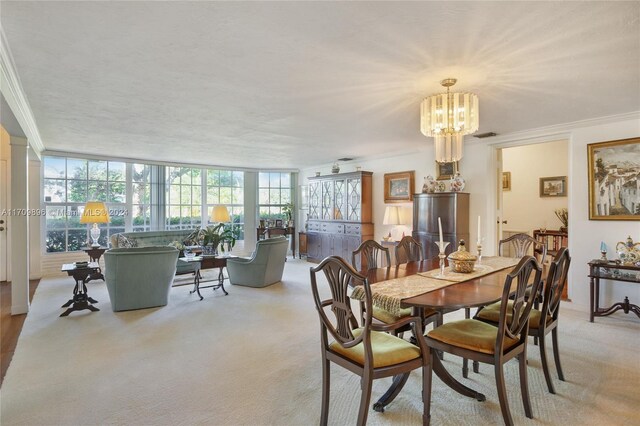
211 205 231 223
79 201 110 224
383 206 401 225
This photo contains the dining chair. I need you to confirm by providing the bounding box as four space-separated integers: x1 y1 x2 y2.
350 240 436 338
499 233 547 265
351 239 391 271
424 256 543 426
395 235 424 265
476 248 571 394
310 256 430 426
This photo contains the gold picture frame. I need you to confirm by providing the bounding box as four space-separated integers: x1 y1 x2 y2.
588 137 640 220
539 176 567 197
384 171 415 203
502 172 511 191
436 161 458 180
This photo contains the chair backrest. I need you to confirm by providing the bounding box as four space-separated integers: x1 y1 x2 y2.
541 248 571 322
351 240 390 271
495 256 543 352
310 256 371 352
498 233 547 264
395 236 424 265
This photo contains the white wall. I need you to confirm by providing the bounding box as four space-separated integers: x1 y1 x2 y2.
300 114 640 313
503 140 568 234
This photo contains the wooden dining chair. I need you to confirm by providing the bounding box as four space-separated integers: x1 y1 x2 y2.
351 240 391 271
499 233 547 265
424 256 543 426
310 256 430 426
476 248 571 394
395 235 424 265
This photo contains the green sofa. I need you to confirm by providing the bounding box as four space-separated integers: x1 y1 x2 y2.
109 229 194 248
104 247 179 311
227 236 288 288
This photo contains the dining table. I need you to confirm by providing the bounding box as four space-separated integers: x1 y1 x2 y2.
353 256 536 413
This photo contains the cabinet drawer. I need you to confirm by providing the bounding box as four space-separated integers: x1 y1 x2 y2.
345 224 361 235
308 222 320 232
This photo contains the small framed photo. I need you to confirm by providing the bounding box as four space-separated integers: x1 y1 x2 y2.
588 137 640 220
436 161 458 180
502 172 511 191
384 171 415 203
539 176 567 197
275 219 283 227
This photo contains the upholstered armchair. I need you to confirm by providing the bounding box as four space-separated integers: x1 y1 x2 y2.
104 246 179 311
227 236 288 288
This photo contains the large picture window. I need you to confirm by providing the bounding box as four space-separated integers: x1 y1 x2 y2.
165 167 202 230
43 157 126 252
258 172 292 221
206 170 245 239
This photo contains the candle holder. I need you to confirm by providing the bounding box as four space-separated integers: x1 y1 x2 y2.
476 243 483 264
600 250 608 262
435 241 450 277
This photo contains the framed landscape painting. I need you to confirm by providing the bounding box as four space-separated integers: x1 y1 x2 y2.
384 171 414 203
539 176 566 197
588 137 640 220
436 161 458 180
502 172 511 191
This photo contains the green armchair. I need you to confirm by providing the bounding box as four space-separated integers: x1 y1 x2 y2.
104 246 179 311
227 236 288 288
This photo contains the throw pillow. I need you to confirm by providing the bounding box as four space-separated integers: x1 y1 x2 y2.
116 234 138 248
182 227 203 246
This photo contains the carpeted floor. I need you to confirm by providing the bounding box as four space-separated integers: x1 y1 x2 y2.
2 258 639 425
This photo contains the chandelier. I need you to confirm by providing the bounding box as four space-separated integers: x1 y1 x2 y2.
420 78 479 163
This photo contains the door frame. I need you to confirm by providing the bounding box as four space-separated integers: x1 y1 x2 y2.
0 159 7 281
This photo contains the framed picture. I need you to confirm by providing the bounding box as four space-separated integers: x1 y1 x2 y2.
384 171 415 203
588 137 640 220
539 176 567 197
436 161 458 180
502 172 511 191
275 219 283 227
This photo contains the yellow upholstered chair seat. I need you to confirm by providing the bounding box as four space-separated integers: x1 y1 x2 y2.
476 300 551 329
427 319 519 355
329 327 421 368
372 306 412 324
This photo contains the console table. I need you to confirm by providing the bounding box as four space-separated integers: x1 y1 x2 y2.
257 226 295 257
588 260 640 322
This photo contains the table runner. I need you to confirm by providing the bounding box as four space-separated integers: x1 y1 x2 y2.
351 256 521 315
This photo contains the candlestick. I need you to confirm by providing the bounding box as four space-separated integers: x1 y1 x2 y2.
477 216 481 245
438 217 444 247
435 241 450 278
477 243 483 265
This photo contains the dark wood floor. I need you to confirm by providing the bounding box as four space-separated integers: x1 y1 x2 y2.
1 279 40 387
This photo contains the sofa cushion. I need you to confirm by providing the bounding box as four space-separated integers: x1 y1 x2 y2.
117 234 138 248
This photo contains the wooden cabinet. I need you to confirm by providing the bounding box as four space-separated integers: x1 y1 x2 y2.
298 231 308 259
306 171 373 263
412 193 469 259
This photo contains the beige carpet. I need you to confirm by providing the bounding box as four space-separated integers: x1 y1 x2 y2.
2 258 639 425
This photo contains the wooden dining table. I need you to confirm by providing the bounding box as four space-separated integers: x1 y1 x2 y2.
358 258 533 413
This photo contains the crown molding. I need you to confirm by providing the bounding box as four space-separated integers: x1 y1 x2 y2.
0 28 44 156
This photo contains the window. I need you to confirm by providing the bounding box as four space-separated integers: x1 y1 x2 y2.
206 170 245 239
43 157 126 252
166 167 202 230
258 172 292 221
131 163 152 232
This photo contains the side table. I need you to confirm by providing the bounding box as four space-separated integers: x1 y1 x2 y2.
82 247 107 281
180 255 234 300
60 262 101 317
588 260 640 322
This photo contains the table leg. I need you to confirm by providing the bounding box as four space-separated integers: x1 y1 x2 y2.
432 353 486 401
373 374 410 412
217 267 229 295
590 276 595 322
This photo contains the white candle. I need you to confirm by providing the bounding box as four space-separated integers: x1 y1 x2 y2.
477 215 481 245
438 217 444 247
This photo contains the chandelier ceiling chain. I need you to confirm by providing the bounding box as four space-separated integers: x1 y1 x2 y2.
420 78 479 163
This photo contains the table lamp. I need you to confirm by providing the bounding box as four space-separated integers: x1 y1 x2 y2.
80 201 110 247
211 205 231 223
383 206 401 240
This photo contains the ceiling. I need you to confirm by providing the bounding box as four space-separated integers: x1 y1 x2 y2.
1 1 639 169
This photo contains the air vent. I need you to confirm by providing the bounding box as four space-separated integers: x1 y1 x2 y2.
337 157 354 161
473 132 497 139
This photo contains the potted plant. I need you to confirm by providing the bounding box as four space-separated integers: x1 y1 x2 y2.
201 223 237 256
555 208 568 232
282 202 295 227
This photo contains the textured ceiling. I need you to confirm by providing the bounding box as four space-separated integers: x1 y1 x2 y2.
1 1 639 169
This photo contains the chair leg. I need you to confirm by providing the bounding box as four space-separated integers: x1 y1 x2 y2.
552 328 565 381
462 308 469 378
538 332 556 394
320 357 330 426
357 374 373 426
518 353 533 418
495 363 514 426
